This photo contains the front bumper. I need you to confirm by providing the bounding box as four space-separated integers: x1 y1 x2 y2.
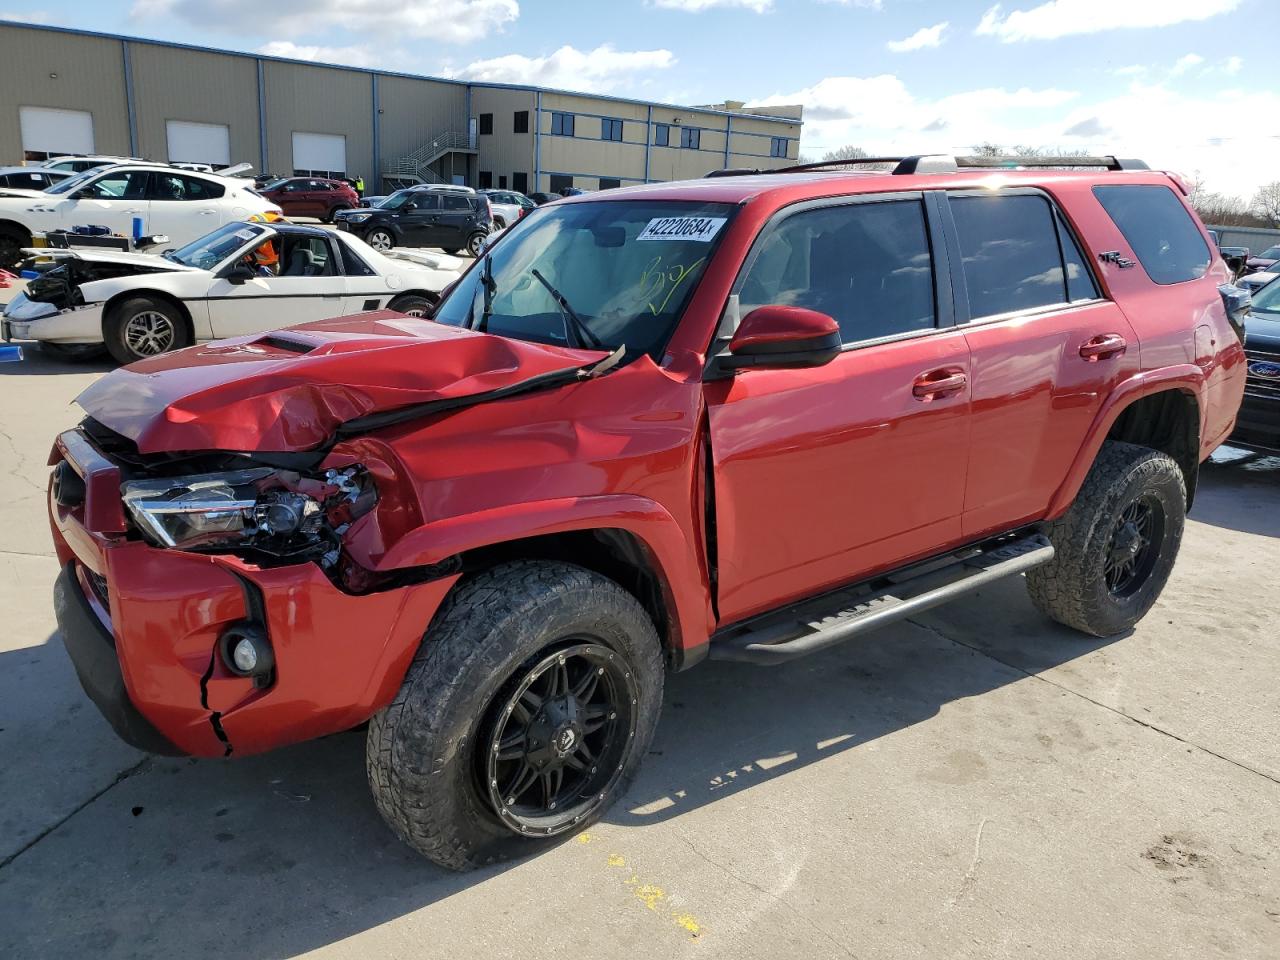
2 293 104 343
1229 390 1280 452
49 427 461 758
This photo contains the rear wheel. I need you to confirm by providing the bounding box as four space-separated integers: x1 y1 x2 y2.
365 229 395 252
387 293 436 318
1027 441 1186 637
366 561 664 870
0 224 31 270
103 296 191 365
465 231 487 257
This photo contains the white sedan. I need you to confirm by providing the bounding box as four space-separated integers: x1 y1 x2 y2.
1 221 462 364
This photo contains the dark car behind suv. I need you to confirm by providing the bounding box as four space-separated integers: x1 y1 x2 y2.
1231 277 1280 451
256 177 360 223
334 187 492 256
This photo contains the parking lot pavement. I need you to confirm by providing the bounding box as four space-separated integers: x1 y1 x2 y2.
0 346 1277 960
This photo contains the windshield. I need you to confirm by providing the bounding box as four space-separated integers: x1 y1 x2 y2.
43 168 101 195
167 222 267 269
433 200 734 357
1260 246 1280 260
378 190 418 210
1250 275 1280 312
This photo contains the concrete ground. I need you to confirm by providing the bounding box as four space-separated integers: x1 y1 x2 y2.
0 329 1277 959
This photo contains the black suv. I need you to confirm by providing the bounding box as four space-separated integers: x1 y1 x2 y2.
1232 279 1280 451
334 188 492 257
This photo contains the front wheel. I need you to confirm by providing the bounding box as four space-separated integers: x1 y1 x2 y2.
103 296 191 365
364 228 395 252
387 293 436 318
1026 441 1186 637
366 561 664 871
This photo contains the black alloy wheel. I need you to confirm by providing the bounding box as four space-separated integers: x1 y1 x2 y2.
479 642 637 837
1103 495 1164 598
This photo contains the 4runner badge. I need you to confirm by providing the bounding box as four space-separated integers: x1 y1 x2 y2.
1099 250 1136 269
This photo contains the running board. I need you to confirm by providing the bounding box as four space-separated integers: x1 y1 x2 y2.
708 533 1054 665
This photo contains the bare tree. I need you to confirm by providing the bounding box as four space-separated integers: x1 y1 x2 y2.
1251 182 1280 227
820 145 870 162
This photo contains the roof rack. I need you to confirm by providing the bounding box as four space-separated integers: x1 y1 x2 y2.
704 154 1150 179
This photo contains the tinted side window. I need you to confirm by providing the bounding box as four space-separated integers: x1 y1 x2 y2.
737 199 936 345
1093 184 1210 285
83 171 150 201
441 194 471 211
413 193 440 210
1057 211 1099 302
951 194 1069 318
153 173 225 201
340 241 376 276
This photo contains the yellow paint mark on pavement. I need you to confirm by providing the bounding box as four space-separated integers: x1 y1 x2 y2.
575 832 594 844
673 913 702 937
634 884 666 911
607 853 626 867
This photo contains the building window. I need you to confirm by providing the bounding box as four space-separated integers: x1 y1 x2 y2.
549 173 573 193
654 124 670 147
514 110 529 134
601 118 623 142
479 170 493 188
479 113 493 136
599 177 621 190
680 127 701 150
770 137 789 158
551 112 575 137
499 175 508 189
513 172 528 193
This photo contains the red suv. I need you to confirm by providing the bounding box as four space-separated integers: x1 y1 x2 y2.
256 176 359 222
48 155 1247 870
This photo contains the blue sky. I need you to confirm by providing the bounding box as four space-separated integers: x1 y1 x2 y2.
4 0 1275 196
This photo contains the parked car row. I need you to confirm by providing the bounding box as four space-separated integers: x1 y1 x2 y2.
336 185 494 257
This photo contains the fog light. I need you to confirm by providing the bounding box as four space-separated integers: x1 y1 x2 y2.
219 623 273 679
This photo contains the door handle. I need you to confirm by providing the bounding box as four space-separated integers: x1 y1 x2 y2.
1079 333 1127 361
912 368 967 400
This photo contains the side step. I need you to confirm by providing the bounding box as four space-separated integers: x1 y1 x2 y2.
708 533 1054 665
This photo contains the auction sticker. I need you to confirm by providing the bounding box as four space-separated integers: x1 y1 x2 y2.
637 216 727 242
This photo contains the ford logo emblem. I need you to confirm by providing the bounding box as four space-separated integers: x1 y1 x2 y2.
1250 360 1280 380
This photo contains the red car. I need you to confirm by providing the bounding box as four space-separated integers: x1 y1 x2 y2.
255 176 359 222
49 155 1246 869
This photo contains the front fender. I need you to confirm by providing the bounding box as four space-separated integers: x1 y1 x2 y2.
374 494 714 655
1045 364 1204 519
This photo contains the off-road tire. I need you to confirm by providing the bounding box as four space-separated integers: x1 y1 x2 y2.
103 296 191 365
366 561 664 871
1027 441 1186 637
387 293 435 318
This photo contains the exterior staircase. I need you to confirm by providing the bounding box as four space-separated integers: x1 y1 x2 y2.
381 130 476 190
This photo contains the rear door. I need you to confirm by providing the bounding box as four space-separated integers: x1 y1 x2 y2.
940 188 1140 537
437 193 479 247
705 193 973 623
148 171 224 242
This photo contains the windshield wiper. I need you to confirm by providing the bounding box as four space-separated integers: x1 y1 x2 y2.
478 254 496 332
531 268 603 350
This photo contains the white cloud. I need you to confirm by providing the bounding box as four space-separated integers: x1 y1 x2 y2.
1223 56 1243 75
134 0 519 44
652 0 772 11
257 41 388 69
887 22 948 52
975 0 1241 42
453 44 676 94
748 71 1278 198
1171 53 1205 75
0 10 64 22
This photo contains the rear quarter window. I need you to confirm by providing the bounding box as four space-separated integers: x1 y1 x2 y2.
1092 184 1210 285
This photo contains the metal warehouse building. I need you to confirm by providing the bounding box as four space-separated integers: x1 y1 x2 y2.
0 20 803 195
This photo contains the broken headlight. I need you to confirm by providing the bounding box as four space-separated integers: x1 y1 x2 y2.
120 466 374 558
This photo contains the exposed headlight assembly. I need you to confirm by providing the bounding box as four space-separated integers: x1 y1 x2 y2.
344 213 372 223
120 466 375 562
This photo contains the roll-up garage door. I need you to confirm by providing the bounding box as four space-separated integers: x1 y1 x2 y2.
19 106 94 160
291 132 346 178
166 121 230 167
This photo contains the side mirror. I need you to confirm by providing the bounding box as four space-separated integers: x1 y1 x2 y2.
403 201 419 211
224 263 256 285
712 305 841 374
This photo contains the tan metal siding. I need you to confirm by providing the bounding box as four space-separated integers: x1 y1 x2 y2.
262 60 372 180
473 87 535 188
129 44 260 167
0 25 130 160
377 75 468 163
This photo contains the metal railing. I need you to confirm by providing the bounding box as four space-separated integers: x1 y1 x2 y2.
381 130 474 186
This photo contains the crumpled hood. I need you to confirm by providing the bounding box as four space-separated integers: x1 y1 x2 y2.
76 311 605 453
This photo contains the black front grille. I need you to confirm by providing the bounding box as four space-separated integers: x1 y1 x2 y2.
1245 348 1280 399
